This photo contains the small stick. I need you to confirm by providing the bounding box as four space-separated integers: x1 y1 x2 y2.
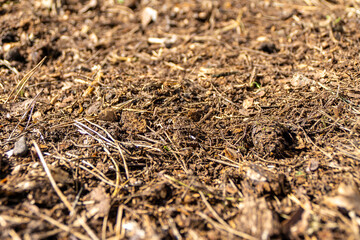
198 109 214 124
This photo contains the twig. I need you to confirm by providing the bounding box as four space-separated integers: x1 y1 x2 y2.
71 187 83 217
102 214 109 240
163 174 240 201
198 109 214 124
52 154 118 187
199 191 229 227
8 229 23 240
163 174 199 192
211 83 242 109
316 80 360 110
76 215 100 240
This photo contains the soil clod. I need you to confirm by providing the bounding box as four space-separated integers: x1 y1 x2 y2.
251 122 292 158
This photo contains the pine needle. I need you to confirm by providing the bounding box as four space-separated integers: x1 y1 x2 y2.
5 57 46 103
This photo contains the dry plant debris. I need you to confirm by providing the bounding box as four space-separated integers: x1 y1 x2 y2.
1 0 360 239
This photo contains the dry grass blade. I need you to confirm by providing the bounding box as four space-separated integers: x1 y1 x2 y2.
33 140 74 212
52 154 118 187
74 120 122 196
0 59 19 75
74 120 116 147
35 212 91 240
102 214 109 240
5 57 46 103
196 210 256 240
33 141 99 240
163 174 199 192
115 205 124 239
7 89 43 140
84 119 129 181
105 150 122 197
163 174 240 201
298 125 333 159
207 157 240 168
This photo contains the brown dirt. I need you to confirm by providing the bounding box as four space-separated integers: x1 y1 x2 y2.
1 0 360 239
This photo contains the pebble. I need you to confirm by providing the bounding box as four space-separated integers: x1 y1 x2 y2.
13 136 29 157
98 109 118 122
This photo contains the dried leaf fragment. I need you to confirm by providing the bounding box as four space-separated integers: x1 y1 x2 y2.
141 7 157 29
84 185 111 219
323 182 360 215
243 98 254 109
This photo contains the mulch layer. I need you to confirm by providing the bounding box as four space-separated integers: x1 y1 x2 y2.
1 0 360 239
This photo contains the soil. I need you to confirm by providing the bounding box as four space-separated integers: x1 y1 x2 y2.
1 0 360 239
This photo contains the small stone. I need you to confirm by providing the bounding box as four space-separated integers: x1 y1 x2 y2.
13 136 28 157
98 109 118 122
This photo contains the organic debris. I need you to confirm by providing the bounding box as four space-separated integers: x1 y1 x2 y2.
1 0 360 239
